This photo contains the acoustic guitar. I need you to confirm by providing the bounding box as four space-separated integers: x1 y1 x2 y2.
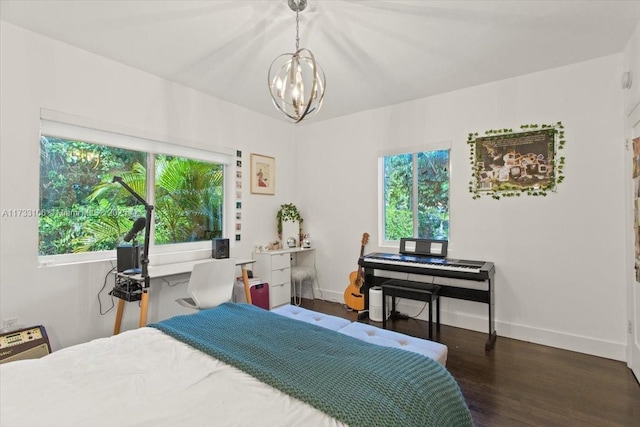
343 232 369 311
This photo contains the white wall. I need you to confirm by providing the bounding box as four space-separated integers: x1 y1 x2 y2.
0 22 296 350
623 20 640 372
295 54 628 360
623 21 640 115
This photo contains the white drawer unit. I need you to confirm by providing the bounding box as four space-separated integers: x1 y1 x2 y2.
252 247 316 309
252 251 292 309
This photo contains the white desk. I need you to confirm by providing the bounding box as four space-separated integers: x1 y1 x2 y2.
122 258 255 281
113 258 256 334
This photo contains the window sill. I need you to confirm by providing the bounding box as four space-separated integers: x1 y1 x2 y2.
38 242 216 268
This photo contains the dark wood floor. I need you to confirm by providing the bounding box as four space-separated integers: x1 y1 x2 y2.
299 299 640 427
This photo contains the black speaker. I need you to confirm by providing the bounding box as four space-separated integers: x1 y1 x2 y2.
211 238 230 259
117 245 143 272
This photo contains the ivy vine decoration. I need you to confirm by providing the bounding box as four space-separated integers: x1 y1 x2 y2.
467 122 565 200
276 203 303 238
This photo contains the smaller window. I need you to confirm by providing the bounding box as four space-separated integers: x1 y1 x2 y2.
382 148 450 242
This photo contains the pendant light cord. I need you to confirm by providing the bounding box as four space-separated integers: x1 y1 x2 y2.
295 7 300 52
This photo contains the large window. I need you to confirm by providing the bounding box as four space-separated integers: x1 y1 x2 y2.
382 148 450 242
39 135 226 257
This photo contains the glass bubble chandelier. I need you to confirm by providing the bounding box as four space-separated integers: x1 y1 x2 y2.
268 0 326 123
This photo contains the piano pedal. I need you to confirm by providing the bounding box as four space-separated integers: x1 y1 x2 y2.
391 311 409 320
356 309 369 320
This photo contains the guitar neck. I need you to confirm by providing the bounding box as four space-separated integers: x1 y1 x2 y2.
356 245 366 279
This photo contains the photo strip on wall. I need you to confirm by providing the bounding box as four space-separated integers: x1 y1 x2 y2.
236 150 242 242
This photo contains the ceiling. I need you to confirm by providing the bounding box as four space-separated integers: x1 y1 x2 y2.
1 1 639 124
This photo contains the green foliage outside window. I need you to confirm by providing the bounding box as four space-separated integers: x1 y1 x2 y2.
39 137 146 255
383 149 449 241
417 150 449 239
39 136 224 256
384 154 413 241
154 155 224 244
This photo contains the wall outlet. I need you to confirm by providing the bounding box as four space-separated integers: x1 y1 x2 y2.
2 317 19 331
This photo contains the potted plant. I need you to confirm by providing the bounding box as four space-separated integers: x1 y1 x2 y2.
276 203 303 244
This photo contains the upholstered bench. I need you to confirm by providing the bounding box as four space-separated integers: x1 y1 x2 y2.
271 304 351 331
337 321 448 366
272 305 448 366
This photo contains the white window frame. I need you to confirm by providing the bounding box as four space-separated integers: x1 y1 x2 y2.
38 109 235 267
377 140 452 249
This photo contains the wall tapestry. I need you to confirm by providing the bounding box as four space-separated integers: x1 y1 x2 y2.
468 122 565 199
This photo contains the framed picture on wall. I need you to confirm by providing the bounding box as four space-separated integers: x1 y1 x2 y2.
468 123 565 199
250 153 275 195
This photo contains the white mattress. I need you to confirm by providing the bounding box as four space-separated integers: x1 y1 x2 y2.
0 327 344 427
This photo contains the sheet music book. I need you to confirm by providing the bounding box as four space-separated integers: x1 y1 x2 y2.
399 238 448 258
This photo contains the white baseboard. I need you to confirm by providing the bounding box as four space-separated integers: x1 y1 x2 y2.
318 290 626 361
495 320 626 362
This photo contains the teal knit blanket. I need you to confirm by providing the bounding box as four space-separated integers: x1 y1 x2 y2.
150 303 473 427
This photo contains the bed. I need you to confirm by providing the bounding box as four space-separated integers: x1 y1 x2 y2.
0 303 472 426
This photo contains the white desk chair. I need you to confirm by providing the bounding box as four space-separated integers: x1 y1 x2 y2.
176 258 236 310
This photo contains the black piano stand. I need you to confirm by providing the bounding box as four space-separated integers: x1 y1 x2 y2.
486 331 497 351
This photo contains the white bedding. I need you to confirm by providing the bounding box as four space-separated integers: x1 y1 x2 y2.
0 327 344 427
